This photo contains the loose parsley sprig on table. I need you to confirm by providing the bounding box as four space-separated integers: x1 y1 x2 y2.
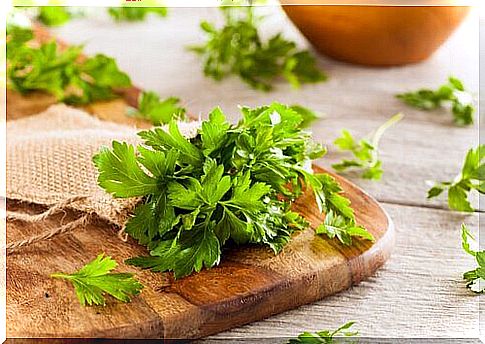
190 6 327 91
288 321 359 343
461 224 485 293
51 253 144 306
7 24 132 105
332 113 403 181
396 76 475 126
427 144 485 212
93 102 373 278
128 91 187 126
107 7 168 22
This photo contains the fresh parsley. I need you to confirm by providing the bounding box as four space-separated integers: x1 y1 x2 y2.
107 7 168 22
128 91 186 126
190 7 327 91
461 224 485 293
36 7 76 27
332 113 403 180
93 102 373 278
427 145 485 212
288 321 358 343
396 76 475 126
51 253 144 306
7 24 132 105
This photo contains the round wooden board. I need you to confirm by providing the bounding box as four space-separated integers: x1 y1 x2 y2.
6 165 394 339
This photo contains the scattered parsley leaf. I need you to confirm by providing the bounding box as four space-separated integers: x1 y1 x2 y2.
332 113 403 180
397 76 475 126
94 102 373 278
51 253 143 306
461 224 485 293
427 145 485 212
128 91 186 125
107 7 167 21
190 7 326 91
37 7 75 26
288 321 359 343
7 24 132 105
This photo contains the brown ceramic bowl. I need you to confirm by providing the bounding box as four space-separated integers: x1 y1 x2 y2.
281 4 470 66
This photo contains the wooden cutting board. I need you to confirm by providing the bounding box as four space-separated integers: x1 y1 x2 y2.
6 27 394 340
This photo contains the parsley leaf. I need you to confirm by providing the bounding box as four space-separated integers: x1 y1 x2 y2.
461 224 485 293
397 76 475 126
51 253 143 306
128 91 186 125
427 145 485 212
107 7 168 21
7 24 132 105
94 103 373 278
332 113 403 180
37 7 75 27
288 321 359 343
190 7 326 91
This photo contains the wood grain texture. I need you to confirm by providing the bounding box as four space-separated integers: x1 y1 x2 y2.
6 163 393 338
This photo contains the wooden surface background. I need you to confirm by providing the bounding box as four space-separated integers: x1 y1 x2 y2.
7 5 482 341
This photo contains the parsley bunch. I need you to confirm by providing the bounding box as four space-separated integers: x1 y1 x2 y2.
190 7 327 91
51 253 143 306
427 145 484 212
288 321 358 343
461 224 485 293
396 76 475 126
128 91 186 126
94 103 373 278
7 24 132 105
332 113 403 180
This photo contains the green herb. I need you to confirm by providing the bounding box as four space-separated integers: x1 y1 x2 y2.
51 253 144 306
460 224 485 293
396 76 475 126
332 113 403 180
190 7 326 91
129 91 186 125
7 25 132 105
93 102 373 279
108 7 167 21
427 145 485 212
289 104 321 128
288 321 359 343
37 7 74 26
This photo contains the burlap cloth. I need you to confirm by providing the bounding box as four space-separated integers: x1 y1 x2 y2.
6 104 200 252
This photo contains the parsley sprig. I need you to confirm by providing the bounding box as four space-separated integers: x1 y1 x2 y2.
190 7 327 91
427 145 484 212
288 321 358 343
128 91 186 125
396 76 475 126
51 253 143 306
332 113 403 180
461 224 485 293
7 24 132 105
94 103 373 278
107 7 168 22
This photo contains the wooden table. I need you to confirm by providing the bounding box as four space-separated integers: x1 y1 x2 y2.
44 6 482 341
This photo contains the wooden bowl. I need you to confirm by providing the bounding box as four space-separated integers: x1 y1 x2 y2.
281 5 470 66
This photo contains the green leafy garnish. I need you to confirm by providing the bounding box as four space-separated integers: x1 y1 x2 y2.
461 224 485 293
94 102 373 278
36 7 75 26
288 321 359 343
190 7 326 91
396 76 475 126
7 25 132 105
427 145 485 212
51 253 144 306
128 91 186 125
332 113 403 180
289 104 321 128
107 7 167 21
